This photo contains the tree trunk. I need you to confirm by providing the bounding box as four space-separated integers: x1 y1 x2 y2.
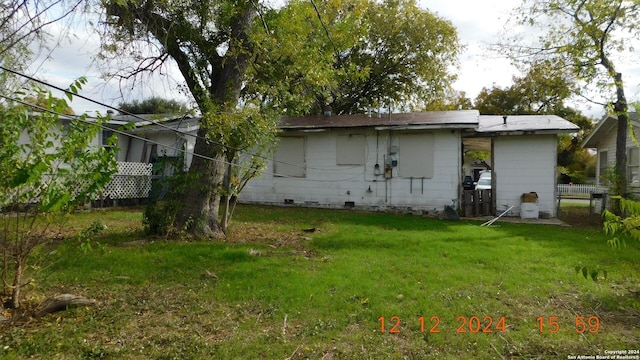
174 136 227 239
10 258 22 309
173 3 257 238
35 294 96 317
613 72 629 199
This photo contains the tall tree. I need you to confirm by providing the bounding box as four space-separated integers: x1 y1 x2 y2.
507 0 640 197
246 0 461 115
101 0 462 238
101 0 272 238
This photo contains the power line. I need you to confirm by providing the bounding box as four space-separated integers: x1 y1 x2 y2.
0 92 303 180
0 64 357 173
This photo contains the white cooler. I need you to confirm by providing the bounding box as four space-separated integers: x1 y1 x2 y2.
520 203 539 219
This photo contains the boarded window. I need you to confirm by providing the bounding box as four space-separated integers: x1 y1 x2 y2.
398 133 434 178
274 137 305 177
336 134 365 165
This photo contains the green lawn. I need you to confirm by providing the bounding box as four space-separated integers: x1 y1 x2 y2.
1 205 639 359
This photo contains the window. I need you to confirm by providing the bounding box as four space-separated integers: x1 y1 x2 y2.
336 134 365 165
102 129 115 149
598 151 608 185
274 137 305 177
398 133 434 178
628 147 639 187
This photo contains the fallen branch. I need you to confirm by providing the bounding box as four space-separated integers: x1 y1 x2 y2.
35 294 96 317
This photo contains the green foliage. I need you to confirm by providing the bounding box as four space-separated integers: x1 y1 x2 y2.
117 97 189 115
248 0 461 115
142 200 180 237
602 196 640 248
464 150 490 163
574 264 607 282
474 61 596 181
142 156 190 237
74 220 107 254
475 61 575 116
0 81 118 308
102 0 278 237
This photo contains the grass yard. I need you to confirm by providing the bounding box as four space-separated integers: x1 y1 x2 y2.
1 204 639 359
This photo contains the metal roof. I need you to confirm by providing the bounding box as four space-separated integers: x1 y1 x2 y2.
476 115 579 135
279 110 480 130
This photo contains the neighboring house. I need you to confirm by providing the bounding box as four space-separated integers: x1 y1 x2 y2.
581 112 640 189
101 113 200 202
106 113 199 171
239 111 579 218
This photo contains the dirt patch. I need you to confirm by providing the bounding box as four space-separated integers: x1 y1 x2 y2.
558 206 602 228
226 222 317 249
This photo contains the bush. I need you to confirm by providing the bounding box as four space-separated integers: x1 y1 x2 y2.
0 81 117 309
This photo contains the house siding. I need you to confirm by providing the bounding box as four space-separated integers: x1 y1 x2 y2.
597 128 616 185
493 135 558 217
592 122 639 189
240 128 462 212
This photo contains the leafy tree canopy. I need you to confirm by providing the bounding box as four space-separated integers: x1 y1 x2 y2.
100 0 278 238
247 0 462 115
475 61 572 114
118 97 189 114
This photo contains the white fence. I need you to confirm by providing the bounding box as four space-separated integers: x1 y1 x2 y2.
557 184 607 197
102 162 153 200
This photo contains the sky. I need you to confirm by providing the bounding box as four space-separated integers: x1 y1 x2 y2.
24 0 640 119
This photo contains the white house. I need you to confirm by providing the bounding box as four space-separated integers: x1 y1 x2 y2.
581 112 640 188
239 111 579 218
106 113 199 169
97 110 578 217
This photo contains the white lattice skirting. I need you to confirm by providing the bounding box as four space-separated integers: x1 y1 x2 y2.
102 162 153 200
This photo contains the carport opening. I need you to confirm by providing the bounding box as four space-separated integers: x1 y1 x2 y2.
461 136 494 217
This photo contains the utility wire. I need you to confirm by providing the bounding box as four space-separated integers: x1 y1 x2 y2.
0 92 302 180
0 64 357 173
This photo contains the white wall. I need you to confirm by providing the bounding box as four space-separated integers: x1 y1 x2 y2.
18 120 101 153
594 122 639 188
493 135 558 217
240 128 462 212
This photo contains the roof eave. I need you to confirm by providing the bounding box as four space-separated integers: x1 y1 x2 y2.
476 129 578 136
374 124 477 131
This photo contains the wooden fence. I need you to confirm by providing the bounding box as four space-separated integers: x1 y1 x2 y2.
462 189 493 217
